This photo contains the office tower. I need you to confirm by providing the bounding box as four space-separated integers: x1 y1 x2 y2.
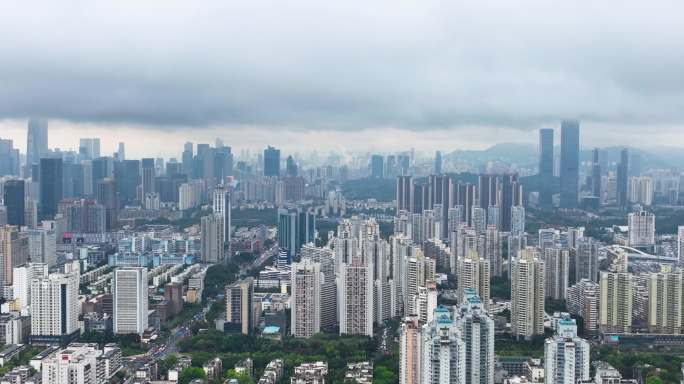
141 158 155 198
369 154 384 179
91 156 111 194
538 128 554 210
434 150 442 174
510 205 525 235
0 138 20 176
182 142 194 176
277 208 315 259
591 148 601 198
213 185 232 246
291 259 321 338
113 267 149 335
617 148 629 209
499 174 521 232
628 210 655 248
27 228 57 267
420 306 466 384
544 247 569 300
647 271 684 334
400 316 422 384
0 226 29 286
459 289 495 384
599 271 633 333
511 247 545 340
96 178 118 231
300 245 337 328
559 120 580 208
471 207 486 232
12 263 48 314
30 271 80 344
544 315 590 384
120 159 140 204
225 277 254 335
678 226 684 266
457 250 490 309
117 142 125 160
285 155 297 177
575 238 599 283
396 176 414 212
338 262 374 336
200 213 225 263
79 138 101 160
39 158 63 219
81 160 93 196
0 207 5 226
263 146 280 177
3 180 24 226
26 119 48 173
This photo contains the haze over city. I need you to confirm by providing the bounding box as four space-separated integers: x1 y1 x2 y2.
1 2 684 384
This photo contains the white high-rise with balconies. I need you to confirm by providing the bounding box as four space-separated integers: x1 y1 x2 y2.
544 315 590 384
628 210 655 248
511 247 545 340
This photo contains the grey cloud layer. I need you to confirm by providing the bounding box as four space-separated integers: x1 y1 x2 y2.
1 0 683 131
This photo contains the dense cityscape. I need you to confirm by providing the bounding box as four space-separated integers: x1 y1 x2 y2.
0 117 683 384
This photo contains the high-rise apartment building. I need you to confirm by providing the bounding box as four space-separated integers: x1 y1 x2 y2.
0 225 29 286
617 148 629 209
575 238 599 283
420 306 466 384
511 247 545 340
591 148 601 199
544 247 569 300
544 315 590 384
567 279 599 334
459 289 495 384
396 176 414 212
291 258 321 338
559 120 580 209
213 185 232 246
338 262 373 336
599 271 633 333
225 277 254 335
457 250 490 309
628 210 655 248
399 316 422 384
113 267 149 335
30 271 80 344
370 155 384 179
647 271 684 334
200 213 225 263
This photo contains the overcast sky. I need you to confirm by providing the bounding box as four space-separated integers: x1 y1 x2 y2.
1 1 683 158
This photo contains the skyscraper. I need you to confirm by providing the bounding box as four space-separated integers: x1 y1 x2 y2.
434 150 442 174
213 185 232 247
599 271 633 333
79 138 100 160
459 289 495 384
575 238 599 283
647 271 684 334
511 247 545 340
559 120 580 209
141 158 156 198
457 250 490 309
0 226 29 286
538 128 554 210
113 267 149 335
290 258 321 338
3 179 25 226
419 306 466 384
26 119 48 173
543 247 569 300
225 277 254 335
399 316 422 384
277 208 315 259
617 148 630 209
96 178 118 231
338 261 374 336
200 213 225 263
628 210 655 248
396 176 414 212
370 155 384 179
544 315 590 384
591 148 601 199
500 174 522 232
39 158 63 220
263 146 280 177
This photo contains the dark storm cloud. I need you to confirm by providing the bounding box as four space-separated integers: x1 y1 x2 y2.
1 0 684 131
